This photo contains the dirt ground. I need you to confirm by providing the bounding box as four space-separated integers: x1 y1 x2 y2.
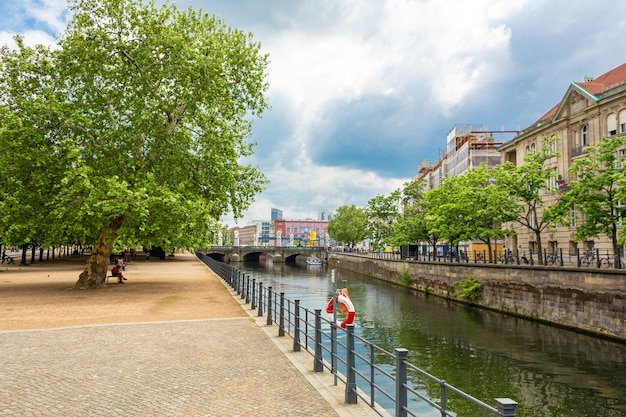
0 251 245 331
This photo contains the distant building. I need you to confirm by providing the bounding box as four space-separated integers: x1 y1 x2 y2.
319 209 334 220
273 219 329 246
237 224 257 246
417 124 516 190
271 208 283 221
414 124 516 257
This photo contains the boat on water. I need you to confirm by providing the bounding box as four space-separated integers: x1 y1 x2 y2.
306 256 323 265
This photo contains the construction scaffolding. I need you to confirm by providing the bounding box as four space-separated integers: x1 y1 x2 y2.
445 125 517 178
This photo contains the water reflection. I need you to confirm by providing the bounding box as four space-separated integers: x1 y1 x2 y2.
238 260 626 417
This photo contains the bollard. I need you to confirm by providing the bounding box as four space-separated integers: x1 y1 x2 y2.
266 286 273 326
345 324 357 404
279 292 285 337
395 348 408 417
313 309 323 372
293 300 301 351
245 275 250 303
257 282 263 317
495 398 518 416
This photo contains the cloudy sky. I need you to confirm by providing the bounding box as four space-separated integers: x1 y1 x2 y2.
2 0 626 227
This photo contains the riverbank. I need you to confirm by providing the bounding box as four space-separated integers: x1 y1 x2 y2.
327 253 626 343
0 252 379 417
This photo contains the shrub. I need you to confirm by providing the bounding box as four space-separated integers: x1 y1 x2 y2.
400 263 410 284
455 276 482 302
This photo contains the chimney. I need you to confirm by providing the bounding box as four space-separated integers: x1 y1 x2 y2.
584 75 595 82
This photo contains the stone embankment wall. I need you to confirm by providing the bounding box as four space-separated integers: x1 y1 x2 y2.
326 253 626 342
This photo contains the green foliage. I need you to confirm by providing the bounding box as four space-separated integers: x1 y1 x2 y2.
563 135 626 252
400 263 410 284
495 135 564 264
365 190 401 249
455 276 482 302
326 205 367 247
0 0 269 254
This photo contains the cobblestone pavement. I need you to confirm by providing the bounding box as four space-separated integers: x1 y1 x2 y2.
0 318 343 417
0 264 382 417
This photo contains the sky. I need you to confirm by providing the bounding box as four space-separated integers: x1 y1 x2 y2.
2 0 626 227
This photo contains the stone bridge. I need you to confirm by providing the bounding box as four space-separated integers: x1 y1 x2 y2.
202 246 324 263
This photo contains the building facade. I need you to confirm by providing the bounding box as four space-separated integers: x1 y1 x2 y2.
273 219 329 246
499 62 626 255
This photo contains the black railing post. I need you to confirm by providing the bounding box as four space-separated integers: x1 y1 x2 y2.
266 286 273 326
369 344 376 407
314 309 324 372
345 324 357 404
279 292 285 337
257 282 264 317
241 274 246 300
496 398 518 416
576 247 581 267
245 275 250 303
559 248 564 266
395 348 408 417
543 248 547 265
251 278 256 310
440 380 447 417
596 248 601 269
293 300 301 352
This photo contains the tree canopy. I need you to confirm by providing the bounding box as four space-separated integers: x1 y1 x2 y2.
326 205 367 248
0 0 269 288
495 136 563 264
563 135 626 253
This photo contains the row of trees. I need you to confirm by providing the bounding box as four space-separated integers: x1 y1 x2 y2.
0 0 269 288
327 135 626 265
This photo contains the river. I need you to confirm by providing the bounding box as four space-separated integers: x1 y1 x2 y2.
235 259 625 417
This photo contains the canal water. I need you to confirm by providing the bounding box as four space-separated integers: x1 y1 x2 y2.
236 259 625 417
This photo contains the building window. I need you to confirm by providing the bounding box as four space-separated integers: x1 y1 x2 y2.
569 205 577 228
616 148 626 169
525 145 530 155
530 143 536 154
546 167 558 189
581 124 588 146
607 113 617 136
620 109 626 133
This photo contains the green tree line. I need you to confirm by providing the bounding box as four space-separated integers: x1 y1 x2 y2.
328 135 626 265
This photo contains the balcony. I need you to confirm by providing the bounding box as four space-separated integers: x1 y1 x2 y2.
570 145 588 158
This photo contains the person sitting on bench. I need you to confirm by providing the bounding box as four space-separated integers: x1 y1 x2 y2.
111 265 127 284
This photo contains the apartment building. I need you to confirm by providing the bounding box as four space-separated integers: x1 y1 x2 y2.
499 62 626 255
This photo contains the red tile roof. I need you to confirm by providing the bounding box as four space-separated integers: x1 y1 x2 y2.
575 62 626 95
531 62 626 127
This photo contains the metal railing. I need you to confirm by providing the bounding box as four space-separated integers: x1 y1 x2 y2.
197 252 518 417
395 247 625 270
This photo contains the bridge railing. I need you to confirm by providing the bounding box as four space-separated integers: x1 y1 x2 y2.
197 252 518 417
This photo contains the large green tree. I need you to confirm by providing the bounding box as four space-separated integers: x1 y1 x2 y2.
0 0 269 288
564 135 626 256
326 205 368 248
426 165 516 261
365 191 401 250
495 136 564 264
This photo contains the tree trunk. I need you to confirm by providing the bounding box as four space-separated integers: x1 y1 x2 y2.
535 229 544 265
74 216 125 289
21 244 27 265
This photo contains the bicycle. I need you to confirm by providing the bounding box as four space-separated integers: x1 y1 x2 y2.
580 251 597 267
600 256 626 269
545 253 560 266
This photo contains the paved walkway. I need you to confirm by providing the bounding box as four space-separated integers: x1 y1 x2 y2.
0 254 381 417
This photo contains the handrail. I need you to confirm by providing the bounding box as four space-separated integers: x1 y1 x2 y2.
197 252 518 417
